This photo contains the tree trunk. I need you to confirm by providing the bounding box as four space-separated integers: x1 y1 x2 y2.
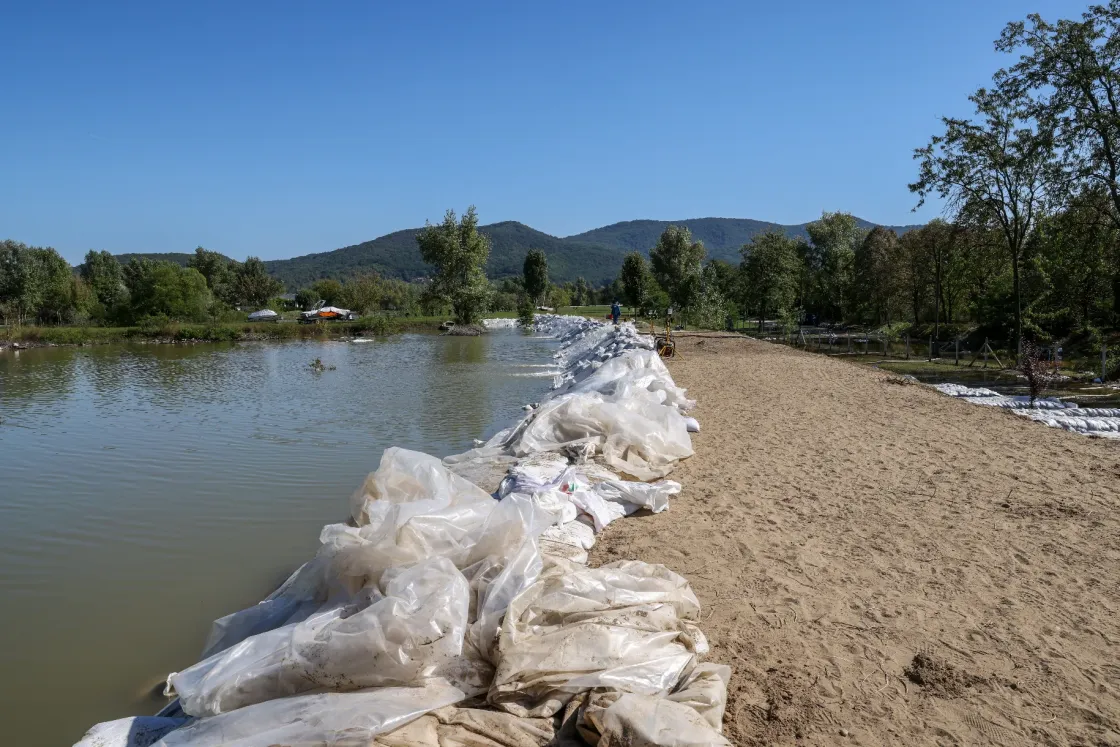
1012 252 1022 357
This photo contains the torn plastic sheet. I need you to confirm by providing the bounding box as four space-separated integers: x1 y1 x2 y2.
153 681 469 747
489 558 706 718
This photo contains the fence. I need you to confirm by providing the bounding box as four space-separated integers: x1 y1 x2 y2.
737 326 1003 367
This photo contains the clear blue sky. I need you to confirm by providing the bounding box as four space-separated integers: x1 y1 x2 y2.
1 0 1088 263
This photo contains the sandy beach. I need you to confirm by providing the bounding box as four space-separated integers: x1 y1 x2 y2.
589 334 1120 746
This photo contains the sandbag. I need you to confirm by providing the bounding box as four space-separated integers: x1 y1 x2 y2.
578 692 731 747
74 717 187 747
372 706 556 747
169 557 473 716
153 681 469 747
489 559 706 717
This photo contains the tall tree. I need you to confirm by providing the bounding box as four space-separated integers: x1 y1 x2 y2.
32 247 75 324
740 230 801 331
80 249 127 310
0 240 44 326
522 249 549 305
574 276 588 306
997 4 1120 227
854 227 905 325
235 257 284 308
911 86 1055 350
649 225 705 313
188 247 238 305
805 212 865 322
417 207 491 325
619 252 648 312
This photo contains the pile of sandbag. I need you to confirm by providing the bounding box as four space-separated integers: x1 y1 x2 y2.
934 382 1120 438
75 315 731 747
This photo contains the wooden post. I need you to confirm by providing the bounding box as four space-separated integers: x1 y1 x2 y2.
905 333 910 360
983 339 989 369
928 337 933 362
1104 345 1109 381
863 337 868 356
848 335 852 354
955 337 960 366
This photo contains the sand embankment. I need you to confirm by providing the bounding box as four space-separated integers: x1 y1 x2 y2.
590 334 1120 746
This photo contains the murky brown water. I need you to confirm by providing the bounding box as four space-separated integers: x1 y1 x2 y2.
0 331 558 745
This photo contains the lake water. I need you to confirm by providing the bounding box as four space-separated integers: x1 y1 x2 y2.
0 331 558 746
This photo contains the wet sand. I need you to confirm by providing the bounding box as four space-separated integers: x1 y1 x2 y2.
589 334 1120 746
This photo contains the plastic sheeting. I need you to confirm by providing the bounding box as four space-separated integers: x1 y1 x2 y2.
154 681 469 747
934 382 1120 438
168 558 476 716
74 717 187 747
489 558 706 718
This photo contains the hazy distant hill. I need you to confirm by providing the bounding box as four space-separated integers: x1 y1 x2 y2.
108 217 923 289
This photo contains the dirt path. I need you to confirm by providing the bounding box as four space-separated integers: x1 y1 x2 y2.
589 335 1120 746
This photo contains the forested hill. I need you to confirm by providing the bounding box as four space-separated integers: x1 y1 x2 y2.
109 217 922 289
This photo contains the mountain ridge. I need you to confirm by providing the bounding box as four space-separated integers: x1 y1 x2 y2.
107 216 924 289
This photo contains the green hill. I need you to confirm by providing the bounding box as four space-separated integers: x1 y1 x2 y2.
105 217 923 290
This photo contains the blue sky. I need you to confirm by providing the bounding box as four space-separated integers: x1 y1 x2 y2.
1 0 1088 263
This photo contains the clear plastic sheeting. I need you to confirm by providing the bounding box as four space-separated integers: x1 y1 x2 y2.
489 558 706 718
370 706 557 747
169 557 475 717
153 681 469 747
934 382 1120 438
74 717 187 747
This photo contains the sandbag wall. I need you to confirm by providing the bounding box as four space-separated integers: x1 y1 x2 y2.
76 315 731 747
934 382 1120 439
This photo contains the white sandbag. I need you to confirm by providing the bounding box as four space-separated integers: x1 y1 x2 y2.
669 663 732 730
169 557 473 717
74 717 187 747
153 681 469 747
579 692 732 747
371 704 556 746
351 447 495 526
564 349 696 413
489 559 705 717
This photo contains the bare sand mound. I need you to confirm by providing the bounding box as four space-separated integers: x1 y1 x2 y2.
589 334 1120 746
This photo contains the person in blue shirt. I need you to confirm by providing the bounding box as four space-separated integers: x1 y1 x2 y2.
611 300 621 324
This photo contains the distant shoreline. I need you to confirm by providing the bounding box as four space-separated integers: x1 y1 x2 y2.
0 318 452 349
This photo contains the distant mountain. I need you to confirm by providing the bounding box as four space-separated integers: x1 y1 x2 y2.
107 217 924 289
567 217 923 264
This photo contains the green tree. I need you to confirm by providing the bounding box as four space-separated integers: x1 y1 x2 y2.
854 227 905 325
188 247 238 305
805 212 865 321
574 276 588 306
522 249 549 305
997 5 1120 229
417 207 491 325
32 247 76 324
619 252 649 312
0 240 43 325
340 275 383 314
235 257 284 308
649 225 705 313
80 249 127 310
125 260 211 322
911 86 1055 350
309 279 344 307
740 230 801 331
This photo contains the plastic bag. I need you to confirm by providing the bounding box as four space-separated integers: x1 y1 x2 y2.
350 447 496 526
489 559 705 717
169 557 473 717
154 681 469 747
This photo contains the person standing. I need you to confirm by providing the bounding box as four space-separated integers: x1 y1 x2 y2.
611 300 621 325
